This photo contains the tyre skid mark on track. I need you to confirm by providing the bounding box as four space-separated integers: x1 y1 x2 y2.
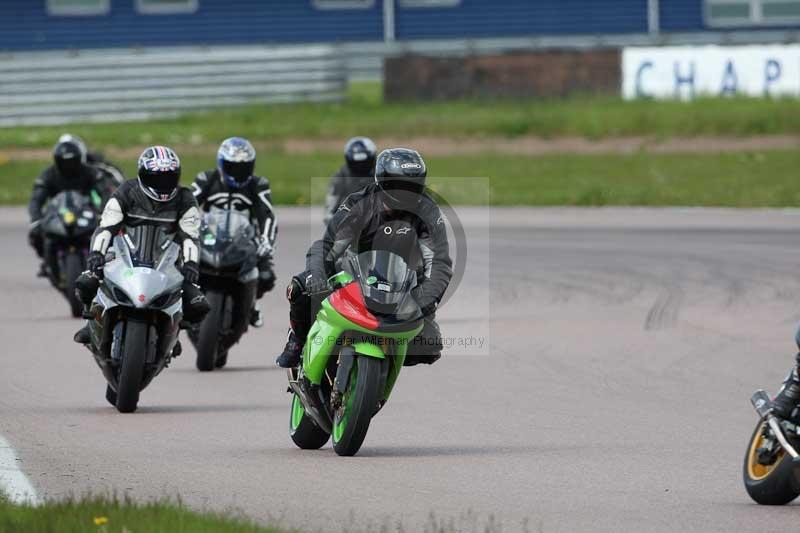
0 435 40 505
644 286 684 331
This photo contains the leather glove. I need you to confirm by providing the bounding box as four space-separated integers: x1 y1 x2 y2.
255 235 273 258
412 285 437 317
257 268 276 297
182 261 200 285
86 251 105 277
304 271 328 294
27 224 41 248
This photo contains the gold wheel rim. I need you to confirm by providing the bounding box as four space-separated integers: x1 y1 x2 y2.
748 421 785 481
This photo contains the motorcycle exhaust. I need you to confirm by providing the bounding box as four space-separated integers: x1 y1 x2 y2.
751 389 800 460
287 368 333 434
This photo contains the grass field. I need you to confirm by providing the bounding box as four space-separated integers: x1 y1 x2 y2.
0 495 287 533
2 83 799 207
0 83 800 150
2 149 798 207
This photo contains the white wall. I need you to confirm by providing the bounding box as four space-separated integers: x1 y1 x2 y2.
622 44 800 99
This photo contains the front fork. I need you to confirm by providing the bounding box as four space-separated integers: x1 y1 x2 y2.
752 390 800 465
290 343 387 432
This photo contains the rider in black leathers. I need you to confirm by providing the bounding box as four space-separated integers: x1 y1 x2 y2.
58 133 125 191
28 139 110 277
192 137 277 326
73 145 210 345
276 148 452 368
323 137 377 225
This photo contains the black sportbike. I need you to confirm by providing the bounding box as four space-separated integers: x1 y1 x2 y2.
188 208 259 371
40 190 98 317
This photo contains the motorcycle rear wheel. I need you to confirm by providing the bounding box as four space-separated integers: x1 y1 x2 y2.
116 321 147 413
289 394 330 449
332 356 382 457
196 290 224 372
743 420 800 505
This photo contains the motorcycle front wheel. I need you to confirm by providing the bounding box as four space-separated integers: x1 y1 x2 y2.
743 420 800 505
115 320 147 413
195 290 224 372
332 356 382 457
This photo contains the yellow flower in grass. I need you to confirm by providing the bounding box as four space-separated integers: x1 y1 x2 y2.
93 516 108 526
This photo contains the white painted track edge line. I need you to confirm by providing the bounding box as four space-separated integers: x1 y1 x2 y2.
0 435 40 506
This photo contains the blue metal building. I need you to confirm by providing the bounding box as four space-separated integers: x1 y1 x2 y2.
0 0 797 52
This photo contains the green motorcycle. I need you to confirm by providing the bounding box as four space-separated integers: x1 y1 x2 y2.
287 250 424 456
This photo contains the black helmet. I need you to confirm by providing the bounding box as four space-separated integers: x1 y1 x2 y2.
137 145 181 202
57 133 87 157
53 139 86 179
374 148 427 210
344 136 377 176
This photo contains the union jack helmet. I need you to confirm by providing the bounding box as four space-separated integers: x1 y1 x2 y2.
137 145 181 202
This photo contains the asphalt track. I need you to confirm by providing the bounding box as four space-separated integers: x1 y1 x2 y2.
2 206 800 532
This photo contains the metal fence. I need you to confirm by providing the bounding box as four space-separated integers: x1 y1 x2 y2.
1 28 795 126
0 45 347 127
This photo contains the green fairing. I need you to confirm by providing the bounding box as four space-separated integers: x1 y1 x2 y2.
302 296 422 402
352 342 383 358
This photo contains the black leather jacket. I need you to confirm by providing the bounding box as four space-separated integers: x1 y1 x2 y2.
308 183 453 312
192 169 277 254
323 164 374 225
90 180 201 264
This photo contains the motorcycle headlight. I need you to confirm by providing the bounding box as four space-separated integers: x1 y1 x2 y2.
151 292 172 309
112 287 132 305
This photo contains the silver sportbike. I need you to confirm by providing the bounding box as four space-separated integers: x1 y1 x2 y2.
83 225 184 413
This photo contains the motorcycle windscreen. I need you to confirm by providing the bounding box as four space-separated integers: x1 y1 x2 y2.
201 208 257 267
355 250 416 309
204 208 254 243
124 225 177 268
42 190 96 237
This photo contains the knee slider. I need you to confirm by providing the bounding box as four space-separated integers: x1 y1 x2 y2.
286 276 305 303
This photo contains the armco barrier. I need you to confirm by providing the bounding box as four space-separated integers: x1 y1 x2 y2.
0 45 346 126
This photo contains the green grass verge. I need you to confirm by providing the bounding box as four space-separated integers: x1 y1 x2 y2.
0 494 288 533
3 149 800 207
1 83 800 149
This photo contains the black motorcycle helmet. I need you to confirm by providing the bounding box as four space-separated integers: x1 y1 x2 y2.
374 148 427 211
137 145 181 202
344 136 377 176
53 139 86 179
